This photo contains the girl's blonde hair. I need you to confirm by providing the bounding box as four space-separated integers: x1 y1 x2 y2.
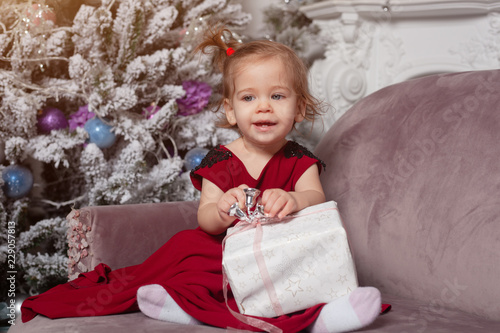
195 25 324 128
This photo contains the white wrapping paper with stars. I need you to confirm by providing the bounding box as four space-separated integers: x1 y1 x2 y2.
222 201 359 318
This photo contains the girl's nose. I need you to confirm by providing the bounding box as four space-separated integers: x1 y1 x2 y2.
257 98 272 113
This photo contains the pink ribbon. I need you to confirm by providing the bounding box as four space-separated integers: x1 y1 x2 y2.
253 221 285 316
222 206 338 332
222 218 283 333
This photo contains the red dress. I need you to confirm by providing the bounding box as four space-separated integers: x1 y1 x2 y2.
21 141 327 332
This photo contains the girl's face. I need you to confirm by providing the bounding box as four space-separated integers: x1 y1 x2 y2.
223 57 305 151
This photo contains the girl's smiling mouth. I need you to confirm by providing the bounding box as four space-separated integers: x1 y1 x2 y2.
253 121 276 128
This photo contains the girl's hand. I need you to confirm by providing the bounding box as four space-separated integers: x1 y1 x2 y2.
261 188 298 219
198 179 250 235
217 184 249 223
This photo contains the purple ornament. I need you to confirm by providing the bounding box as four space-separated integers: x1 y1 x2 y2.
37 107 69 133
69 105 95 131
176 81 212 116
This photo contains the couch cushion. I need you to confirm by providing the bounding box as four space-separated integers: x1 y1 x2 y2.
364 294 500 333
67 201 200 279
8 312 227 333
9 294 500 332
315 70 500 321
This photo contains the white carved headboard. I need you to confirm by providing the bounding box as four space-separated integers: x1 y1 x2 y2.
300 0 500 142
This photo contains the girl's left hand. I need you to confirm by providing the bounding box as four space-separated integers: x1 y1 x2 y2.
261 189 298 219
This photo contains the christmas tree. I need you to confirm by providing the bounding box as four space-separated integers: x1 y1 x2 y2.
261 0 319 60
0 0 250 296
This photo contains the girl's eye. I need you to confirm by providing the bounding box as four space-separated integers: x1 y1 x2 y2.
243 96 255 102
272 94 284 100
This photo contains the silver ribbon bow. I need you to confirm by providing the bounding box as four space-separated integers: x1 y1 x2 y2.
228 188 267 223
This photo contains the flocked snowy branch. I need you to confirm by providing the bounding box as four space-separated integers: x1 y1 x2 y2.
0 0 250 295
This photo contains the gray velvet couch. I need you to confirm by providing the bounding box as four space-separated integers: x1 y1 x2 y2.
9 69 500 332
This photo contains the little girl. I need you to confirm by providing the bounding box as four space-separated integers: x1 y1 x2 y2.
21 26 382 332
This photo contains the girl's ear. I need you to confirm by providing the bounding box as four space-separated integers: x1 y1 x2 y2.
294 99 306 123
224 98 237 126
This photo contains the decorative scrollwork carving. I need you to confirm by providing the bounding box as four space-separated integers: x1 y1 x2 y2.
339 68 367 102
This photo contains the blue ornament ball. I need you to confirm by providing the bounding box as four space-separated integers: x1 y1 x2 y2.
84 118 116 149
184 147 209 170
2 165 34 198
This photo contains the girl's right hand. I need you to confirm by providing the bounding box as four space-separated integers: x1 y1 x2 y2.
198 179 251 235
217 184 249 222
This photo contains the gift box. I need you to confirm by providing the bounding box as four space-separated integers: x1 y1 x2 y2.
222 201 358 318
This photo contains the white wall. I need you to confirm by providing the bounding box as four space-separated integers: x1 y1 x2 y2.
301 0 500 142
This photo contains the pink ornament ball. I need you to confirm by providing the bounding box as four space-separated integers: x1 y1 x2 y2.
37 107 69 134
25 4 57 28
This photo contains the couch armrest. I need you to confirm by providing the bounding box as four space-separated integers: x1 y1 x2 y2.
66 201 199 280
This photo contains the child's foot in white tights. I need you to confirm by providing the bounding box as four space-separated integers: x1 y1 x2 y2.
137 284 202 325
308 287 381 333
